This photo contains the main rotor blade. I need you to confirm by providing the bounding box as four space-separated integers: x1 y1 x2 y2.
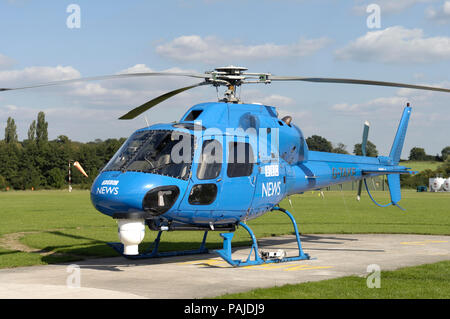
270 76 450 93
119 82 208 120
0 72 210 92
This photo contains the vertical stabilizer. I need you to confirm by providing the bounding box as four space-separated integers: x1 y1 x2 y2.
387 174 403 209
389 104 412 165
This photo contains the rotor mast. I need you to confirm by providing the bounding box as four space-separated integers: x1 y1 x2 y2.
207 65 271 103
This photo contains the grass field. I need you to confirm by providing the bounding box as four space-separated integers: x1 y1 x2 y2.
399 160 441 172
0 189 449 269
218 260 450 299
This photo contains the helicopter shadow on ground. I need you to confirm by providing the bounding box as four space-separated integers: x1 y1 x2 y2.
35 231 254 272
48 242 248 272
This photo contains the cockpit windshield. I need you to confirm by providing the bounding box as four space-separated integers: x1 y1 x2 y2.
103 130 194 180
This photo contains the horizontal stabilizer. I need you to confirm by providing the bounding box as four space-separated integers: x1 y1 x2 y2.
362 169 416 175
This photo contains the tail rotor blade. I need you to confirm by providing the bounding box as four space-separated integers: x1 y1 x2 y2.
357 121 370 201
361 121 370 157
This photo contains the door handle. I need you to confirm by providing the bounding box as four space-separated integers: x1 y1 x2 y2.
249 175 256 187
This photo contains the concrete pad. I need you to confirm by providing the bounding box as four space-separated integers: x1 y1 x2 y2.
0 234 449 298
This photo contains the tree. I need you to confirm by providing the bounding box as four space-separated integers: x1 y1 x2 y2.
46 168 65 189
27 120 36 142
409 147 427 161
4 117 18 144
441 146 450 161
0 175 7 190
57 135 70 144
353 140 378 157
436 157 450 176
332 143 349 154
306 135 333 152
36 111 48 144
0 142 20 188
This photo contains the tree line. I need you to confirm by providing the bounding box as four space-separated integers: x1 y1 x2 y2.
1 114 448 190
306 135 450 189
0 112 125 190
306 135 450 162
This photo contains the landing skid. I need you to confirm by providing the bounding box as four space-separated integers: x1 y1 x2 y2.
108 207 310 265
108 230 209 260
215 207 310 267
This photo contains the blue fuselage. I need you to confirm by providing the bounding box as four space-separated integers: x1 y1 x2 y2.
90 102 406 227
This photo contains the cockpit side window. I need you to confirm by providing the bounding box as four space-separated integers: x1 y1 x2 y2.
197 139 222 180
103 130 151 172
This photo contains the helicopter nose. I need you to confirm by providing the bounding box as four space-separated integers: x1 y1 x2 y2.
90 171 184 218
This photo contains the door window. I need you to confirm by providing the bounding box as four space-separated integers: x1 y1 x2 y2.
227 142 254 178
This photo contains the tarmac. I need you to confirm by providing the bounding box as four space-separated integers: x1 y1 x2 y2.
0 233 449 299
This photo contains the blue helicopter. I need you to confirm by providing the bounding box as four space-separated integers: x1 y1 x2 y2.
2 66 450 267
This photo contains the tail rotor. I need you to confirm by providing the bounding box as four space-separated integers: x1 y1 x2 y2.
356 121 370 201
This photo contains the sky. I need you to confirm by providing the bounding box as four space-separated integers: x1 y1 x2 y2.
0 0 449 158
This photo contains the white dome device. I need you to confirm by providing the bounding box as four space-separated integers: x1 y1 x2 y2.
117 219 145 255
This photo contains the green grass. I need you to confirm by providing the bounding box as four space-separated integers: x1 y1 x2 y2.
217 260 450 299
0 189 449 269
400 160 441 172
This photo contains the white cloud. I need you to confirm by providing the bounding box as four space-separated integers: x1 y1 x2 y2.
331 81 450 116
426 1 450 23
0 65 80 87
335 26 450 63
331 96 408 114
155 35 330 64
257 94 295 107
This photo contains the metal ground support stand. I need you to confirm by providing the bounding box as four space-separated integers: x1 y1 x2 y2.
108 230 209 260
215 207 310 267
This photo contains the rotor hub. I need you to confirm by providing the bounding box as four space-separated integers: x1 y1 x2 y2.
206 65 271 103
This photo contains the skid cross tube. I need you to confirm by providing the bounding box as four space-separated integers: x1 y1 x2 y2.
215 207 310 267
108 229 209 260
